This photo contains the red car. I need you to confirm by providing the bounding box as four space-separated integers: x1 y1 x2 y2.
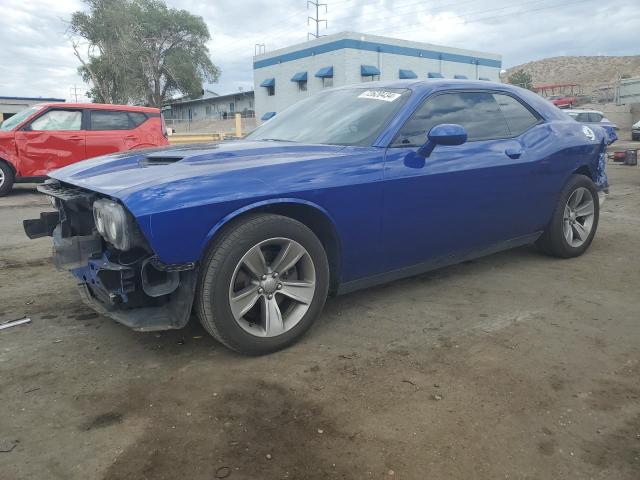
548 95 576 109
0 103 168 196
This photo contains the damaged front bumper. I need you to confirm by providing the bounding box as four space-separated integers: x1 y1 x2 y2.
24 182 198 331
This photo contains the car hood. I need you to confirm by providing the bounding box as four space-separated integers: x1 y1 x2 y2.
49 140 349 197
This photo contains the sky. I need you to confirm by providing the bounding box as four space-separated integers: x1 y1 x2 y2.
0 0 638 101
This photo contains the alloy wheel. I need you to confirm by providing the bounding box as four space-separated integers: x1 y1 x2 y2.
228 237 316 337
563 187 595 248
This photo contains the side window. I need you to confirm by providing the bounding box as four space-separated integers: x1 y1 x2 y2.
575 113 590 122
492 94 540 136
394 91 509 146
29 110 82 131
128 112 148 128
90 110 130 130
588 113 603 122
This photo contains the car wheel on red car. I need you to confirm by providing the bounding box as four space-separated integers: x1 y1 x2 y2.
196 213 330 355
0 162 15 197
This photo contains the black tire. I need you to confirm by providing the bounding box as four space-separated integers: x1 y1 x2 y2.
195 213 330 355
0 161 15 197
536 174 599 258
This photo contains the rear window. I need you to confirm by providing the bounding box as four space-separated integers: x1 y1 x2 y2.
492 94 540 136
89 110 148 130
129 112 148 128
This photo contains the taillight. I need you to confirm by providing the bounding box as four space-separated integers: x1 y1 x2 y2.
161 114 168 139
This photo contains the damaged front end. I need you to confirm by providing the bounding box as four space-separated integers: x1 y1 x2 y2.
23 179 198 331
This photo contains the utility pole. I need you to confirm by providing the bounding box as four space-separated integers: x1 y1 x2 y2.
69 85 83 102
307 1 327 40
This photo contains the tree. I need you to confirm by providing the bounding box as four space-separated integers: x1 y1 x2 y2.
69 0 220 106
507 69 534 90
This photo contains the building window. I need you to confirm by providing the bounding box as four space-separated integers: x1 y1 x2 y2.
205 105 212 115
315 67 333 88
230 103 235 113
260 78 276 96
361 65 380 83
298 81 307 91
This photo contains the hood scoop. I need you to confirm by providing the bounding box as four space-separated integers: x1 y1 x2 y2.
139 153 185 167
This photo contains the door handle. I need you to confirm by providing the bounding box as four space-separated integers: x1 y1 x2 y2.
505 147 523 159
68 135 83 141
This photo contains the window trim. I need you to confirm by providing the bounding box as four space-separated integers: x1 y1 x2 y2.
390 88 544 148
22 107 85 132
87 109 149 131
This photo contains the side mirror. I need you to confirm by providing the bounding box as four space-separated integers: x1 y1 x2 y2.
417 123 468 157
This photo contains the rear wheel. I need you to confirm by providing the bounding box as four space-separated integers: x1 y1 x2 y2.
0 161 15 197
536 174 599 258
196 214 329 355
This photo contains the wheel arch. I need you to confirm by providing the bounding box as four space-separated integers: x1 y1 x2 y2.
572 164 594 180
202 199 343 295
0 156 17 175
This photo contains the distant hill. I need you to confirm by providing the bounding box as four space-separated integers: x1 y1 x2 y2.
505 56 640 94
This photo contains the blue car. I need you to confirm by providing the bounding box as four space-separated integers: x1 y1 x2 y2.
25 80 609 355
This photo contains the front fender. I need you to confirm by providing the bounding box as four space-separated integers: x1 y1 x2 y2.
0 135 19 174
199 197 340 257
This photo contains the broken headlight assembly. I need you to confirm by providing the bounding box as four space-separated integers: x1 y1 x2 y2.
93 198 138 251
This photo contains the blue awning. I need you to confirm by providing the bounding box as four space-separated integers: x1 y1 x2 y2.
428 72 444 78
361 65 380 76
399 69 417 79
260 78 275 88
454 74 468 79
261 111 276 121
479 77 490 81
291 72 308 82
315 66 334 78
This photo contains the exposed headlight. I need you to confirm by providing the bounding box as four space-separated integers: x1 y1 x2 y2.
93 199 133 251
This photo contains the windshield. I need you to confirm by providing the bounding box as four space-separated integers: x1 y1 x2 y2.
0 106 43 131
246 88 410 146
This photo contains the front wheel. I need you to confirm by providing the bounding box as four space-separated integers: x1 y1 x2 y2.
0 162 15 197
536 174 599 258
196 214 329 355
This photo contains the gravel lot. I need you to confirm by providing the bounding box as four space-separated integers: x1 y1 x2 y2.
1 163 639 480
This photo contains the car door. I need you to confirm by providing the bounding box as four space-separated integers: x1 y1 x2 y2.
85 109 143 159
14 108 85 177
382 90 544 272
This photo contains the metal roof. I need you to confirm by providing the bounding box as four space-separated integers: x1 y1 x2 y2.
0 96 65 102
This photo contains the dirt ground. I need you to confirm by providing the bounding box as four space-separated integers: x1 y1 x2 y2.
1 163 639 480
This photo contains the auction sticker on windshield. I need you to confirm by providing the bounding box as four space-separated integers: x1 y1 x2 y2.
358 90 402 102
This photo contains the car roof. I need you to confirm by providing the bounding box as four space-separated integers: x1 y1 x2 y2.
34 102 160 113
337 79 522 93
564 108 603 115
336 79 567 122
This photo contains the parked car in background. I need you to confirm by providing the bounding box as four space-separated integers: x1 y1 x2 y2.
565 108 618 143
632 120 640 141
548 94 576 108
25 81 610 355
0 103 168 196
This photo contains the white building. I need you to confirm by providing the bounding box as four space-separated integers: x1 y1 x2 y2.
163 90 255 122
253 31 502 121
0 96 65 122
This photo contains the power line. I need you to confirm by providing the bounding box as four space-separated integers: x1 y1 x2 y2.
377 0 596 37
